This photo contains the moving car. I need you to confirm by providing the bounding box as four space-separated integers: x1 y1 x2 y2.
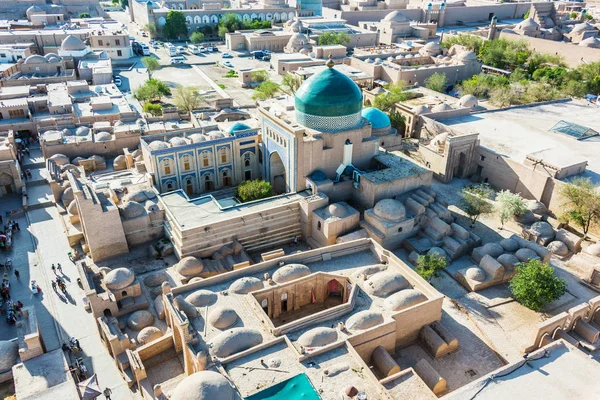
223 61 234 68
221 52 233 58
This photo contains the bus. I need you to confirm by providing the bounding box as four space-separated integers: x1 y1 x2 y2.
188 44 199 54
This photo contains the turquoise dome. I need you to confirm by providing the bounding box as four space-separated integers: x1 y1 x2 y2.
362 107 390 129
228 122 251 134
295 63 363 132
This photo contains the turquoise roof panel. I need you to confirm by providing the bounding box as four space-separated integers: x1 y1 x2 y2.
361 107 391 129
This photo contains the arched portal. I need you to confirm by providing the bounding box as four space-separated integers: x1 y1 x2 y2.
269 151 286 194
0 172 14 194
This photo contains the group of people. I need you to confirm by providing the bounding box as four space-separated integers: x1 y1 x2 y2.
4 299 23 324
0 216 19 251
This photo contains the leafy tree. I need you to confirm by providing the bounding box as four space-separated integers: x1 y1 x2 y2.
162 11 187 40
524 9 530 19
495 190 527 228
78 12 91 18
281 72 303 95
478 38 530 70
317 32 351 46
252 79 280 100
143 103 162 116
425 72 447 93
440 34 484 53
145 23 157 38
198 25 213 36
559 177 600 236
224 69 238 78
141 56 160 78
218 25 229 38
190 31 205 44
251 70 268 83
134 79 171 103
235 180 273 202
389 111 405 133
244 20 271 29
219 13 243 34
373 82 407 112
569 12 578 19
416 253 447 283
584 13 594 21
531 66 567 84
461 185 494 227
489 85 522 107
173 85 201 113
509 259 567 311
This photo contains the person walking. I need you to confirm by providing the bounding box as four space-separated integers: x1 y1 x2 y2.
57 263 62 274
14 270 19 280
14 222 19 231
103 387 112 400
51 264 56 275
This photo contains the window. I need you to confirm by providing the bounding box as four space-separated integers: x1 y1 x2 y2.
317 221 322 231
201 151 210 167
117 50 122 57
115 39 120 46
479 155 486 162
0 53 6 58
163 160 171 175
98 39 103 46
220 148 228 163
8 109 25 118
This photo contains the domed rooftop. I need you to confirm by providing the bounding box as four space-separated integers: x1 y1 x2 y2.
137 326 162 345
228 122 251 134
384 289 427 311
176 256 204 278
295 61 363 132
105 268 135 290
431 103 453 112
208 306 238 329
26 5 43 15
499 238 519 252
169 137 188 147
209 327 263 357
481 242 504 258
185 289 216 307
172 371 235 400
119 201 147 219
361 107 391 130
24 55 47 64
497 253 519 269
516 18 540 31
364 270 409 297
127 310 154 331
75 126 90 136
515 248 537 262
457 51 478 62
465 267 486 282
95 131 112 142
189 133 206 143
50 153 69 166
327 203 348 218
585 243 600 257
61 35 87 51
458 94 478 109
346 310 384 330
148 140 169 151
383 11 409 23
373 198 406 222
272 264 311 284
298 327 338 347
229 277 263 294
287 32 310 52
290 19 303 32
67 200 78 215
412 105 431 115
547 241 568 256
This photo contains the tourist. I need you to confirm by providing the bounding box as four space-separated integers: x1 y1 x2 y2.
14 270 19 280
103 387 112 400
14 222 19 231
51 264 56 275
57 263 62 274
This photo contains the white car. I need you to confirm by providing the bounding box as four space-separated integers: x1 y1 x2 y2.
114 77 122 87
198 46 207 53
170 56 185 64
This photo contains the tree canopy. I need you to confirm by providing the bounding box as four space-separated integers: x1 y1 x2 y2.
190 31 205 44
141 57 160 77
416 253 447 283
162 11 187 39
425 73 447 93
281 72 303 95
373 83 407 112
509 259 567 311
559 177 600 236
173 86 201 113
317 32 351 46
461 184 495 227
252 79 280 100
495 190 527 228
235 180 273 202
217 13 272 37
134 79 171 103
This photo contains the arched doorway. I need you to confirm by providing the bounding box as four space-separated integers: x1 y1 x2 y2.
261 299 268 314
204 174 214 192
326 279 342 299
281 293 288 312
185 177 194 196
0 173 14 194
269 151 286 194
222 170 232 187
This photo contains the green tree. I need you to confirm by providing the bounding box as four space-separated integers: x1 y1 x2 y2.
134 79 171 103
235 180 273 202
461 185 495 227
415 253 447 283
143 103 163 116
584 13 594 21
524 9 530 19
162 10 187 40
145 23 157 38
489 85 522 107
218 25 229 38
478 38 530 70
559 177 600 236
173 85 201 113
198 25 213 36
251 70 268 83
509 259 567 311
141 56 160 78
252 79 280 100
281 72 303 95
440 33 484 53
219 13 243 34
373 83 407 112
78 12 91 18
495 190 527 228
389 111 405 133
317 32 351 46
425 73 447 93
569 12 578 19
190 31 205 44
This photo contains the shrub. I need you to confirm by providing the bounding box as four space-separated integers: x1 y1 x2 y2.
143 103 162 116
495 190 527 228
416 253 447 283
235 180 273 202
509 259 567 311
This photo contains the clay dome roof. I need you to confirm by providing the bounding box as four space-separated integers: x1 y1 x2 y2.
364 270 409 297
208 131 224 140
431 103 453 112
412 105 431 115
297 327 338 347
208 306 238 329
95 131 112 142
50 153 70 165
119 201 147 219
105 267 135 290
530 221 554 237
481 242 504 258
127 310 154 331
384 289 427 311
327 203 348 218
27 5 43 14
176 256 204 278
423 41 440 50
61 35 87 51
465 267 486 282
61 187 74 205
497 253 519 269
169 136 188 147
137 326 162 345
67 200 78 215
515 248 538 262
272 264 311 284
148 140 169 151
373 198 406 222
113 155 127 169
172 371 235 400
75 126 90 136
346 310 384 330
457 51 478 62
458 94 478 109
228 122 251 134
384 11 409 23
516 18 540 31
499 238 519 252
361 107 391 129
585 243 600 257
0 341 19 373
185 290 217 307
547 241 568 256
24 55 47 64
72 157 85 166
188 133 206 143
229 277 263 294
209 327 263 358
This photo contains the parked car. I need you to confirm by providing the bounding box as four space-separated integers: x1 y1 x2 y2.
198 46 207 53
114 77 122 87
223 61 234 68
221 52 233 58
176 46 186 54
141 31 148 37
263 49 271 55
170 56 185 64
163 42 172 48
251 51 264 59
261 55 271 61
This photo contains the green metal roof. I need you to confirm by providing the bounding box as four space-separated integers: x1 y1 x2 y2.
295 66 363 117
